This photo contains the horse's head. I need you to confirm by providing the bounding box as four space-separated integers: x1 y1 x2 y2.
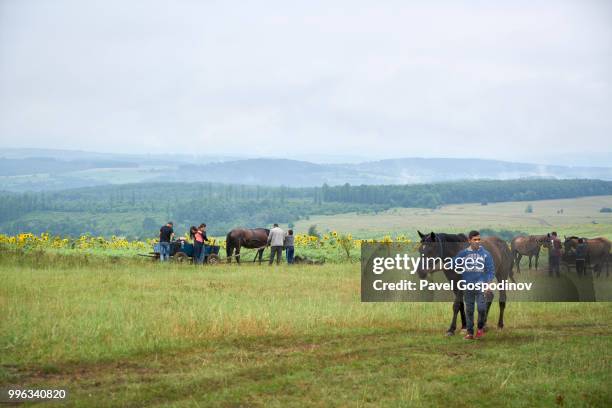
535 235 548 247
542 233 553 249
563 236 579 254
416 231 443 278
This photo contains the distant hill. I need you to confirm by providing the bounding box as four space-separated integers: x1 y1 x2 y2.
1 148 611 191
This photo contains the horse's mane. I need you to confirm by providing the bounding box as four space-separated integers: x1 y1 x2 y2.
566 236 581 240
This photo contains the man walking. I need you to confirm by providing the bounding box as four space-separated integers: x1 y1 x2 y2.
159 222 174 262
267 223 285 265
454 230 495 340
548 232 562 277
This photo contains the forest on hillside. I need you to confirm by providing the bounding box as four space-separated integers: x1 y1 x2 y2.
0 179 610 238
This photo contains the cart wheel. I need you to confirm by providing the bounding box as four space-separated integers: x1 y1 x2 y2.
207 254 220 264
174 252 189 263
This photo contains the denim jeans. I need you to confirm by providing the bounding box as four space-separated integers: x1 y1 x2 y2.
159 242 170 262
286 246 295 264
193 242 204 265
464 289 486 334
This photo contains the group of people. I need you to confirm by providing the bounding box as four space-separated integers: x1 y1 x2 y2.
157 221 209 264
266 223 295 265
457 230 598 340
547 231 588 277
189 224 209 265
158 222 295 265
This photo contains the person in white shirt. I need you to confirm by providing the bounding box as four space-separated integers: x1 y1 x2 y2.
267 223 285 265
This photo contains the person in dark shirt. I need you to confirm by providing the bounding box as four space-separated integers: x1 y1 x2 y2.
548 232 562 277
284 229 295 264
159 222 174 262
575 238 588 277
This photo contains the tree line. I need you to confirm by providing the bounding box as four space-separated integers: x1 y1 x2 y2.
0 179 610 238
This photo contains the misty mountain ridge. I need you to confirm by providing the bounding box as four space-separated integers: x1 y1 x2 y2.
1 149 611 191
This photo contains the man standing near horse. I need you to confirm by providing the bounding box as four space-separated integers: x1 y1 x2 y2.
575 238 588 277
267 223 285 265
454 230 496 340
548 232 562 277
159 222 174 262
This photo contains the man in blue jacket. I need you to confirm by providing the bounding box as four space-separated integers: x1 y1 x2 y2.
454 230 496 340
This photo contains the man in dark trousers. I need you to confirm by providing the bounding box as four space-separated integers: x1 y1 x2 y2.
159 222 174 262
284 229 295 264
267 223 285 265
548 232 562 277
454 230 495 340
575 238 588 277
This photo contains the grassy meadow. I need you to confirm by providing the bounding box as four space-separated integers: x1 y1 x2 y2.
1 196 611 406
1 252 611 407
294 195 612 238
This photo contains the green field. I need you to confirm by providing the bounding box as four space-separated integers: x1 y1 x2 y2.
1 253 611 407
294 195 612 238
1 196 611 406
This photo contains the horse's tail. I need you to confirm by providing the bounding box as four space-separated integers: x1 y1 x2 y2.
507 251 516 283
226 232 233 259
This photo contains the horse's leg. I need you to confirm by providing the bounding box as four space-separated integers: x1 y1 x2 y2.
535 250 539 270
528 254 532 269
516 254 522 274
459 300 466 331
252 247 261 263
498 289 506 329
484 290 494 331
235 244 241 264
257 248 264 264
226 243 233 264
447 289 462 336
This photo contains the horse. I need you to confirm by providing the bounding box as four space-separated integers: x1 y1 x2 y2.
510 234 547 273
416 231 514 336
225 228 270 263
563 236 611 277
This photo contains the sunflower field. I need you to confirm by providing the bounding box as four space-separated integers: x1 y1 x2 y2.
0 231 418 262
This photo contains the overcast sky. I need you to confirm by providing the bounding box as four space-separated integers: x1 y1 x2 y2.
0 0 611 165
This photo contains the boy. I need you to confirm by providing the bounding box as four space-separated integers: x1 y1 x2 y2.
454 230 496 340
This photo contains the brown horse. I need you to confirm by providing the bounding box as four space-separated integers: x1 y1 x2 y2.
226 228 270 263
563 236 611 277
511 235 547 273
417 231 514 336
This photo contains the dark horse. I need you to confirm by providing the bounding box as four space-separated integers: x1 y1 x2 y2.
226 228 270 263
563 236 611 277
416 231 514 336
